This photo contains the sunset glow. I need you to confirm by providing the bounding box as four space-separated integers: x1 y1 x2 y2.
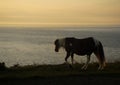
0 0 120 27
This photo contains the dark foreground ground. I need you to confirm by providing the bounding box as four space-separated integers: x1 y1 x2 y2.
0 76 120 85
0 63 120 85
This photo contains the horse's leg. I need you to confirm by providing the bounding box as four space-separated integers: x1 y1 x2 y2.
65 52 73 68
94 52 102 70
65 52 70 64
71 53 74 65
81 55 90 70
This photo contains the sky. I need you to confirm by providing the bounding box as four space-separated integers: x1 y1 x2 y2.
0 0 120 27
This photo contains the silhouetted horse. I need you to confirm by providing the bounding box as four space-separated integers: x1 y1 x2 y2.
54 37 106 70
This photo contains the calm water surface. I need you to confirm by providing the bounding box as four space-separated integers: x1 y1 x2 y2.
0 27 120 67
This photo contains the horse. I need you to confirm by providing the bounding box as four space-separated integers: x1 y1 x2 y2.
54 37 106 70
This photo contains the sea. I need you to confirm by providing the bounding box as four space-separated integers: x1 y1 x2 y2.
0 26 120 67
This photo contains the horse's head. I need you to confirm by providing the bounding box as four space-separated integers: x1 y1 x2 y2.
54 38 65 52
54 39 60 52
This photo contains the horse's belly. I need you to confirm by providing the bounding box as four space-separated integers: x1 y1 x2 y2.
73 49 93 55
75 52 85 55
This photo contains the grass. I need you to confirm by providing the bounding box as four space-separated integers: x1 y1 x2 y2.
0 62 120 79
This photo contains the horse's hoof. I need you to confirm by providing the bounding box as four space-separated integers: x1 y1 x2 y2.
98 67 104 70
81 67 87 70
69 64 73 68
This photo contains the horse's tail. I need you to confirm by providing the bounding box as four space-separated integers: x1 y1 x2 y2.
94 39 106 68
98 42 106 67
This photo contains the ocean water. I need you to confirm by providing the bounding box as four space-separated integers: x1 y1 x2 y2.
0 27 120 67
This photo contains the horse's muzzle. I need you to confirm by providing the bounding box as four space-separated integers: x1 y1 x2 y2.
55 49 59 52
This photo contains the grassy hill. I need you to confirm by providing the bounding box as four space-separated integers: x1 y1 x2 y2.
0 62 120 79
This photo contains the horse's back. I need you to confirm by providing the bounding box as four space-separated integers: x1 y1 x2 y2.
65 37 95 55
73 37 95 47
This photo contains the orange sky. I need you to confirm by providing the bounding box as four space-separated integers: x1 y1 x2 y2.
0 0 120 27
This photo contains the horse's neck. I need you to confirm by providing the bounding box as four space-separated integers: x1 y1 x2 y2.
59 38 65 48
